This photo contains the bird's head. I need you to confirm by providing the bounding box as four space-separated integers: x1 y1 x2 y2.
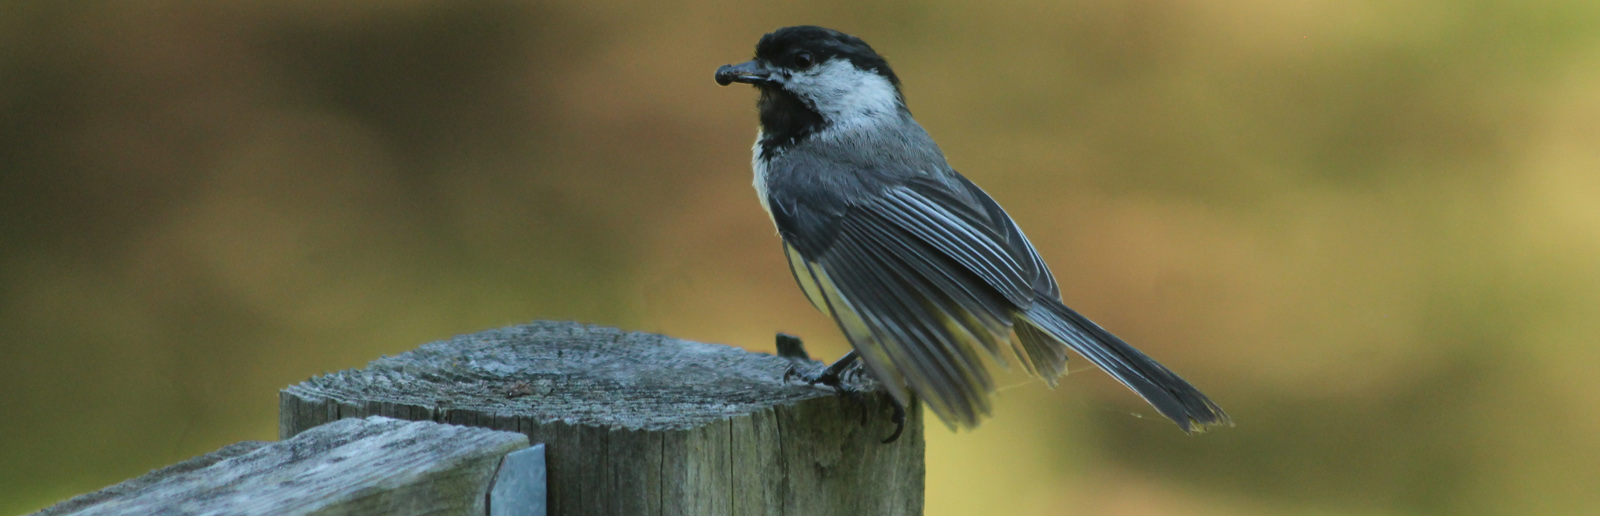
717 26 905 138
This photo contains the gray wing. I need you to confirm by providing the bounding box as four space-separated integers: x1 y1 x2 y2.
912 174 1061 300
774 174 1068 428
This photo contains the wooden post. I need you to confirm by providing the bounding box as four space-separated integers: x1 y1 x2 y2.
35 417 531 516
280 321 925 516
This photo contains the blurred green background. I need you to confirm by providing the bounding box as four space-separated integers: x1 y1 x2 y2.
4 0 1599 514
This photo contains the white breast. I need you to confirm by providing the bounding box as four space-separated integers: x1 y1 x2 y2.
751 134 775 228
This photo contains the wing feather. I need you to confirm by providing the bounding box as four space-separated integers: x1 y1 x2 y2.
936 175 1061 299
823 230 987 423
874 187 1036 306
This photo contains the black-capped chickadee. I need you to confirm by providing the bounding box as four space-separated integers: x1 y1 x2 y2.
717 26 1230 434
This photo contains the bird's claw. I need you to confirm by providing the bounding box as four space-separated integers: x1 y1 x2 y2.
772 334 903 443
882 399 906 443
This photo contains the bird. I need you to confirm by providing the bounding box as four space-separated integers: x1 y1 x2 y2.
715 26 1231 435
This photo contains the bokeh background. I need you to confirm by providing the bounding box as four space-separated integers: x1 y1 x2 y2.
4 0 1599 514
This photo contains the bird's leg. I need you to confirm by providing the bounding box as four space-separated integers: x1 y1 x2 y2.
810 349 860 388
811 350 869 423
777 343 870 424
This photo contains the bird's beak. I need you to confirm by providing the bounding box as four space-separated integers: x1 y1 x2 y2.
715 61 774 86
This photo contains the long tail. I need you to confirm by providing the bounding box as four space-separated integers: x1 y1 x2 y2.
1017 299 1232 433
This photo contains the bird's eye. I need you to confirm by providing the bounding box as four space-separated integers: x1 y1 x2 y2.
794 52 814 69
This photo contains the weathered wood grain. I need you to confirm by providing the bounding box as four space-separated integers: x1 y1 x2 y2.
280 321 925 515
34 416 529 516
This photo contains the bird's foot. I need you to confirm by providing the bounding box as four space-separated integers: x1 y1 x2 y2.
773 334 903 443
785 349 859 393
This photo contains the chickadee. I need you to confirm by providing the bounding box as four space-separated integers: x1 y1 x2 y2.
716 26 1231 433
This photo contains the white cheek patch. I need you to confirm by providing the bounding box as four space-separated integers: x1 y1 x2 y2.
784 59 901 128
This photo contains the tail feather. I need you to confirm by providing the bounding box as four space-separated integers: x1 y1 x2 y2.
1019 299 1232 433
